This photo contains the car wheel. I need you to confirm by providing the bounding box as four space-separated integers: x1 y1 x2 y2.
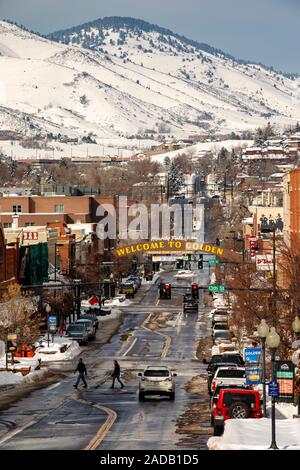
213 424 223 436
139 392 145 401
228 402 250 419
169 392 175 400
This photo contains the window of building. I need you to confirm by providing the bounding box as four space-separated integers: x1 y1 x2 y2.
3 223 12 228
54 204 64 213
25 223 35 227
12 205 22 213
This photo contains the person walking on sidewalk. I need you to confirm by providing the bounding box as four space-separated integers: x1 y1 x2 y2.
73 358 87 389
111 360 124 389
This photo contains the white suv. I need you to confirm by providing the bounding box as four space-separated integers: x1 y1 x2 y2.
138 366 177 401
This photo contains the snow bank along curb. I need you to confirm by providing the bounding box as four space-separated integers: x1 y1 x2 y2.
207 418 300 450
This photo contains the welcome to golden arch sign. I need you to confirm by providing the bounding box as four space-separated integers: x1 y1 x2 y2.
114 240 224 257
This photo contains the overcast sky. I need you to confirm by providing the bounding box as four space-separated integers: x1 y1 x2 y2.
1 0 299 73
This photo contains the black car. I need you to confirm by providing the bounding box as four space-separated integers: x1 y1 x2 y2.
183 294 198 313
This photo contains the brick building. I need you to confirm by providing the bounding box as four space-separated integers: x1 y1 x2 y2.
0 195 117 227
0 224 18 285
283 168 300 248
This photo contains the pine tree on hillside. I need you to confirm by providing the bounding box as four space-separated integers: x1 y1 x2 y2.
167 161 184 196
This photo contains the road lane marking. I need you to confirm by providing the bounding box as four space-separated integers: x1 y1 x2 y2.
122 338 138 357
141 313 172 359
46 382 61 391
0 417 47 446
79 399 117 450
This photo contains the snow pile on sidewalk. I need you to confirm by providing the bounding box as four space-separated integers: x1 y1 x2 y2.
207 418 300 450
99 308 122 322
35 336 81 362
0 370 25 386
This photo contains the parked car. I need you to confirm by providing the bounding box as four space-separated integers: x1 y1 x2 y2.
121 281 135 298
81 312 99 330
75 318 96 340
213 330 232 344
210 383 253 417
203 354 245 393
210 366 246 394
212 388 263 435
127 275 141 288
138 366 177 401
183 294 198 313
212 322 229 336
65 323 89 345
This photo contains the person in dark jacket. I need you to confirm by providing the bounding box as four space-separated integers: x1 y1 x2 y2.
111 360 124 389
73 358 87 388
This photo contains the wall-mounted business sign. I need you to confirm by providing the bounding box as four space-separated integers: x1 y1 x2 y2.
23 232 39 241
256 254 273 271
114 240 224 257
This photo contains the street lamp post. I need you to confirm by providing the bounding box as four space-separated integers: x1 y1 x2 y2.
45 304 51 348
257 319 270 417
54 243 64 283
292 315 300 415
266 326 280 450
74 279 81 321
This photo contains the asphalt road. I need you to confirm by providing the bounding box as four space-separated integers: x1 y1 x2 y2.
0 263 213 450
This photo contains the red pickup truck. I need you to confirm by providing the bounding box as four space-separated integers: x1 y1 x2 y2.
212 388 263 436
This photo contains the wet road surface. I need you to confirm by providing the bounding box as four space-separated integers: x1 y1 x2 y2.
0 264 213 450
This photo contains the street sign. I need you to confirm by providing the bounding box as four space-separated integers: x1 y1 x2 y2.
208 285 226 293
268 381 279 397
275 361 295 403
48 315 57 333
246 366 262 385
244 348 262 363
208 259 220 265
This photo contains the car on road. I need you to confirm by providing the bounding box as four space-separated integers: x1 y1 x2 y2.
75 318 96 340
203 354 245 393
210 366 246 394
183 294 198 313
121 281 135 298
213 330 232 344
212 388 263 435
127 275 141 288
212 322 229 336
212 313 229 325
81 312 99 330
175 270 194 279
138 366 177 401
65 323 89 345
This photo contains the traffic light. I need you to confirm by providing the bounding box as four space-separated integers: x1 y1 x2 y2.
191 283 199 299
164 283 172 299
198 255 203 270
176 259 184 269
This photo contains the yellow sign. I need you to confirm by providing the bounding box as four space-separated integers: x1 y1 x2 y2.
114 240 224 257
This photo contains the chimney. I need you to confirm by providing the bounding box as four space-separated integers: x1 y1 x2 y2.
12 213 19 230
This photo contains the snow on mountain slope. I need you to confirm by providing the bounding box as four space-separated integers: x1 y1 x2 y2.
1 19 300 144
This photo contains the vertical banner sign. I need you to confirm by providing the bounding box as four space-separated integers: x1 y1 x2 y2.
244 348 262 385
48 315 57 333
275 361 295 403
249 236 257 258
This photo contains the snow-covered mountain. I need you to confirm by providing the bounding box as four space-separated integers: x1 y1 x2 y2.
1 17 300 143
